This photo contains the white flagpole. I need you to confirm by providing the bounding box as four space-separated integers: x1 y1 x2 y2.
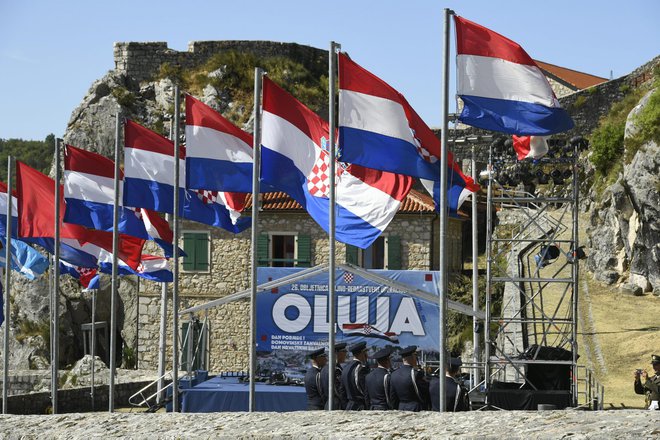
327 41 340 411
109 112 121 412
90 288 97 410
172 86 181 412
472 146 481 388
249 67 264 412
2 156 13 414
438 7 454 412
52 138 62 414
157 215 169 404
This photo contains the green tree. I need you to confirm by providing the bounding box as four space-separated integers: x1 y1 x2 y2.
0 134 54 182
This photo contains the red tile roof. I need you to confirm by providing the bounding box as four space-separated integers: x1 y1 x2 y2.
245 189 435 213
534 59 608 90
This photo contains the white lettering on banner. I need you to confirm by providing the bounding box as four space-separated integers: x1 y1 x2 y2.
271 293 425 336
390 297 425 336
272 294 311 333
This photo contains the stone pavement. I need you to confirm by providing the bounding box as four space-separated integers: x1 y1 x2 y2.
0 409 657 439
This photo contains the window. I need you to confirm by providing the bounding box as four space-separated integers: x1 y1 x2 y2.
182 231 210 272
258 233 311 267
346 236 401 270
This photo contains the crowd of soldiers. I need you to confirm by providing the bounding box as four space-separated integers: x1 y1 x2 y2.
304 341 469 412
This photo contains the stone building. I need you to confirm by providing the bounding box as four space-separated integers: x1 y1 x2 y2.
136 189 468 372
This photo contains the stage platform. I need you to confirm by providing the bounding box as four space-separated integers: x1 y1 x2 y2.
181 376 307 412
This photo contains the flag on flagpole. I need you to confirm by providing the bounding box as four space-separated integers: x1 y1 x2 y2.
185 94 254 193
63 145 179 256
60 261 100 289
454 15 574 135
123 120 250 233
512 136 549 160
261 76 412 249
0 237 49 280
16 161 145 270
337 53 479 212
0 181 17 238
98 251 172 283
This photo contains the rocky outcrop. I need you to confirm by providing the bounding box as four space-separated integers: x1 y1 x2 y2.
587 89 660 290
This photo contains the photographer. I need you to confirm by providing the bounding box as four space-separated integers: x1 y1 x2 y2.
634 354 660 410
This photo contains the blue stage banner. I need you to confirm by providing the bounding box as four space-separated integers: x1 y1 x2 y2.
256 267 440 366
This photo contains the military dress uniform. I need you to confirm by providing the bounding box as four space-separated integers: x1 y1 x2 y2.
634 354 660 409
304 348 327 410
389 346 430 411
365 347 393 410
341 342 370 410
429 376 469 411
320 343 348 409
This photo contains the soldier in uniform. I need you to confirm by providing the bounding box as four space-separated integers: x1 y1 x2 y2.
430 357 469 411
341 341 370 410
303 347 327 410
389 345 430 411
320 342 348 409
634 354 660 410
365 347 393 410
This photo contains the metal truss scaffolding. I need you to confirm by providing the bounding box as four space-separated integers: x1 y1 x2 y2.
483 137 582 408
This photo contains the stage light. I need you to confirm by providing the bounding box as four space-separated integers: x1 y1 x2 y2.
570 136 589 152
534 245 561 268
562 169 573 180
567 246 587 264
550 169 564 185
536 170 550 184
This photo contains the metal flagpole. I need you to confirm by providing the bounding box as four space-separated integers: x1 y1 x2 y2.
438 7 454 412
484 142 494 405
471 146 481 388
249 67 264 412
90 288 96 410
157 215 169 404
109 112 121 412
327 41 340 411
172 86 181 412
2 156 13 414
52 138 62 414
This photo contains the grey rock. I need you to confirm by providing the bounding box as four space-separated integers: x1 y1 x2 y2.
620 283 643 296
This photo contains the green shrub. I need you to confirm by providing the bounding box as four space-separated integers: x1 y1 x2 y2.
123 344 137 369
112 87 136 109
572 95 587 109
15 319 50 344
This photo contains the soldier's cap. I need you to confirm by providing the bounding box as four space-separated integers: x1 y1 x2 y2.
448 357 462 368
372 347 392 361
399 345 418 357
309 347 327 359
652 354 660 365
334 342 348 352
349 341 367 355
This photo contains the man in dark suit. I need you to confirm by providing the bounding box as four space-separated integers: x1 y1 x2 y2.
341 341 370 410
303 347 327 410
430 357 469 411
320 342 348 409
389 345 430 411
365 347 393 410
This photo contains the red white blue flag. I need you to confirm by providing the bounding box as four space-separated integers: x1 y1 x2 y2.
261 76 412 249
454 15 574 135
185 94 254 193
337 53 478 213
123 120 250 233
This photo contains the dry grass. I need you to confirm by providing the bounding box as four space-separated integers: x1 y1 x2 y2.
580 277 659 409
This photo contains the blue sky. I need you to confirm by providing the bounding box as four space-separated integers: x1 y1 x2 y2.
1 0 658 140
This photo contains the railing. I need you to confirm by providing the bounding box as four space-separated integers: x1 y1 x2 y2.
574 365 604 410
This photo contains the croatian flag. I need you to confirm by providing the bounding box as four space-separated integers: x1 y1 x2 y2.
338 53 478 212
63 145 178 257
16 161 145 270
0 181 17 238
420 151 480 213
60 261 100 289
261 76 412 249
454 15 574 135
342 323 399 343
98 251 172 283
512 136 549 160
123 120 250 233
185 94 253 193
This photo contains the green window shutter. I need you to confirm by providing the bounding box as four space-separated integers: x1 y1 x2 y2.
183 233 196 271
257 234 269 266
296 235 311 267
345 244 358 265
195 233 209 271
387 236 401 270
